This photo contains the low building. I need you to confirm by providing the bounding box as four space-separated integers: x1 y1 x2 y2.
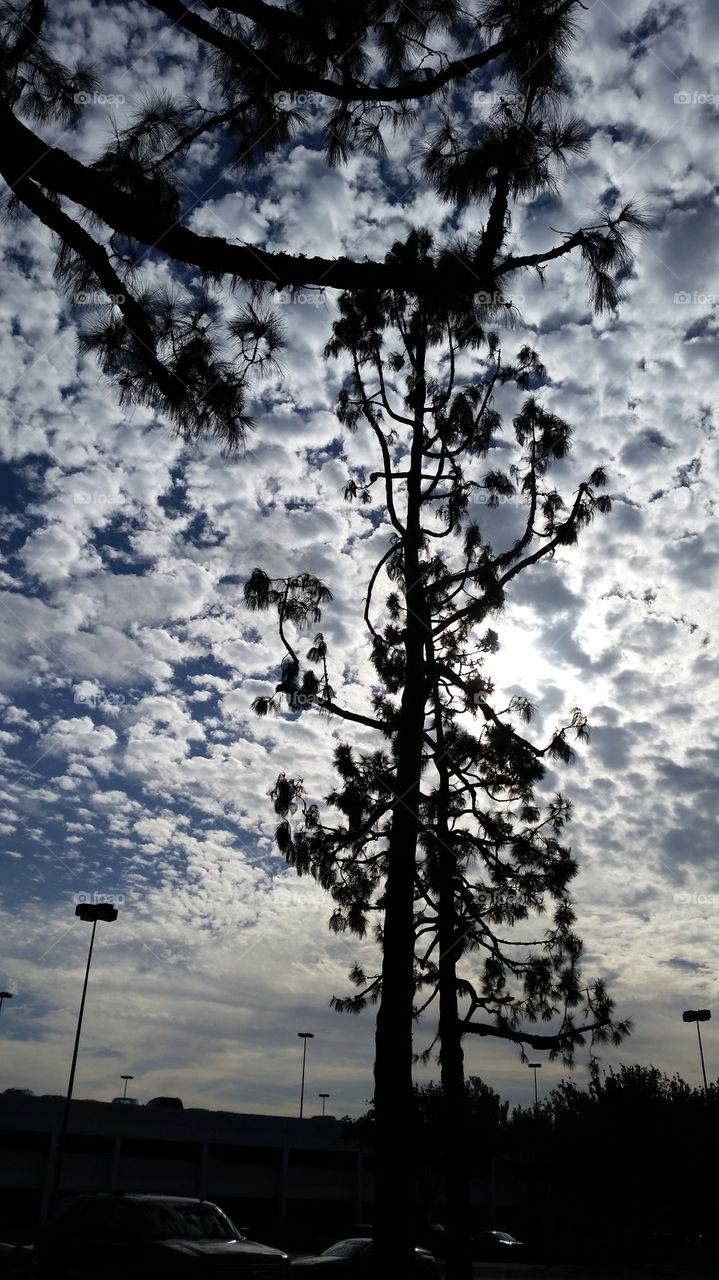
0 1094 367 1243
0 1094 536 1246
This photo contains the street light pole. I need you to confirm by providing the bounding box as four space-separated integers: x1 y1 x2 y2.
682 1009 711 1093
120 1074 133 1101
696 1022 708 1092
528 1062 542 1110
0 991 12 1020
319 1092 330 1118
297 1032 314 1119
51 903 118 1205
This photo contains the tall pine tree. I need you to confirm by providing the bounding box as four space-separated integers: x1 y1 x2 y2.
245 230 634 1279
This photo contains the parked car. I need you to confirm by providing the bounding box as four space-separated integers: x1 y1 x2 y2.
418 1224 447 1259
145 1096 183 1109
0 1241 33 1276
111 1097 139 1106
290 1238 439 1277
33 1193 289 1278
472 1229 525 1260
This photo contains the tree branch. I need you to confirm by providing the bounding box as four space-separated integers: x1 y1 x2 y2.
321 698 390 733
462 1017 611 1051
146 0 584 105
0 103 493 295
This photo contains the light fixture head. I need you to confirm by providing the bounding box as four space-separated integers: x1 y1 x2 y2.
75 903 118 923
682 1009 711 1023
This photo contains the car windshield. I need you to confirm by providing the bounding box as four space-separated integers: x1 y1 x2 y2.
139 1203 237 1241
322 1240 370 1259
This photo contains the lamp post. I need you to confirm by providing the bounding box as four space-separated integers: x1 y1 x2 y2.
528 1062 542 1110
682 1009 711 1093
120 1074 133 1101
51 902 118 1203
0 991 12 1020
319 1092 330 1118
297 1032 314 1119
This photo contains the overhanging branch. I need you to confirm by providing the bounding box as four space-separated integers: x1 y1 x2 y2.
146 0 583 105
0 103 492 295
462 1018 610 1050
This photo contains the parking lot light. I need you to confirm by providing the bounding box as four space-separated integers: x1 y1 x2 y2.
528 1062 542 1110
682 1009 711 1093
50 902 118 1204
297 1032 314 1119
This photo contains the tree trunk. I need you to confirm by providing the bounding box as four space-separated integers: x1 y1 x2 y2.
434 696 474 1280
372 712 422 1275
438 891 473 1280
372 325 428 1278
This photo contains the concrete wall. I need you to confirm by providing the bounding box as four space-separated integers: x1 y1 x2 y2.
0 1096 534 1241
0 1096 367 1233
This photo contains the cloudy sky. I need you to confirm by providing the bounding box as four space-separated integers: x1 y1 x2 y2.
0 0 717 1118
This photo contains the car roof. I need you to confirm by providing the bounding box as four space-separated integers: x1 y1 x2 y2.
65 1194 207 1205
332 1238 430 1254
